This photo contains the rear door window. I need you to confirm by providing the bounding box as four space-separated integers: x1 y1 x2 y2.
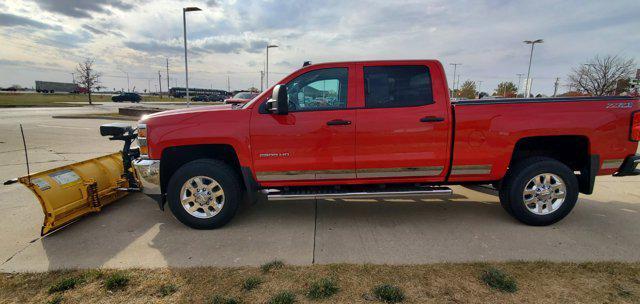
364 65 433 108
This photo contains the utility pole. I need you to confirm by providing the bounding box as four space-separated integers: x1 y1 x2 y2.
166 58 170 98
260 70 265 91
227 75 230 92
553 77 560 97
158 71 162 99
456 75 460 96
516 73 525 97
477 80 483 97
118 69 130 92
449 63 462 91
125 72 130 92
147 79 151 93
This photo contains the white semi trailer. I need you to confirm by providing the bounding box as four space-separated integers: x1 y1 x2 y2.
35 81 80 93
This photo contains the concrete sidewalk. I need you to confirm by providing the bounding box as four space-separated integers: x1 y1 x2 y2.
1 108 639 272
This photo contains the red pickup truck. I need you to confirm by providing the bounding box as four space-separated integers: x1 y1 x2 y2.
132 60 640 230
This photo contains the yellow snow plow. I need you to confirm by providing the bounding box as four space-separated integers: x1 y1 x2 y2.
15 123 141 235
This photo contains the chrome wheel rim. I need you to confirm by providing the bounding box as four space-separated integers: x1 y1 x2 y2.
522 173 566 215
180 176 225 219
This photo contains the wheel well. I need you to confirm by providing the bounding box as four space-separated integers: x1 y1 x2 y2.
160 144 243 194
509 135 593 193
510 136 590 170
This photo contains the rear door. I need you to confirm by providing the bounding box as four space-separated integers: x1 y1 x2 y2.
354 62 451 181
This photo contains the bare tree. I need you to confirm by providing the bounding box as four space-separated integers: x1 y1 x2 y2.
567 55 636 96
75 58 101 105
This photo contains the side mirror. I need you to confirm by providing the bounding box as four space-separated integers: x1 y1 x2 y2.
266 85 288 115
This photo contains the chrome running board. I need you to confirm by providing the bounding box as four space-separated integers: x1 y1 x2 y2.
263 186 452 201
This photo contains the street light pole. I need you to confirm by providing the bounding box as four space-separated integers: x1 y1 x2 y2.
449 63 461 92
266 44 278 89
183 6 202 107
524 39 543 97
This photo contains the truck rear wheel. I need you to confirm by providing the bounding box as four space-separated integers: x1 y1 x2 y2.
499 157 578 226
167 159 241 229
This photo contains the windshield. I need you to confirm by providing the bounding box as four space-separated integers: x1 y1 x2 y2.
233 92 253 99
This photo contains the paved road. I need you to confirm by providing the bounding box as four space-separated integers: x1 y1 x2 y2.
0 107 639 272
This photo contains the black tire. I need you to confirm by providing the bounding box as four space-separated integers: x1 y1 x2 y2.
167 159 242 229
498 178 513 216
499 157 578 226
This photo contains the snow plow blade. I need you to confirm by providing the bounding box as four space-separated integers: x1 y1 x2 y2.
19 152 134 236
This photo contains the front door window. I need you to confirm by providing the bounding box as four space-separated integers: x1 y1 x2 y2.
285 68 348 111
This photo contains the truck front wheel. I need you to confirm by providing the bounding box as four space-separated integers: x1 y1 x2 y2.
167 159 241 229
499 157 578 226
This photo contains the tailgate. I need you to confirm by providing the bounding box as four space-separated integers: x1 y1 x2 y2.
19 153 131 235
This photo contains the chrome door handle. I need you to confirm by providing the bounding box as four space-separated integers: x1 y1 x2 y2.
327 119 352 126
420 116 445 123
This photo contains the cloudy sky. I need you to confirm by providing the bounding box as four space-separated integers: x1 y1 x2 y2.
0 0 638 95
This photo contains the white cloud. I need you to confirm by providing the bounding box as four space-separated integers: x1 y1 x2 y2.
0 0 638 94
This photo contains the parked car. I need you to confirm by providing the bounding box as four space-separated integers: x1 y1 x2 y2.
224 91 259 104
127 59 640 230
112 92 141 103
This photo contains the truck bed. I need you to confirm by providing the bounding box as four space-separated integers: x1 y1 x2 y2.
449 96 639 182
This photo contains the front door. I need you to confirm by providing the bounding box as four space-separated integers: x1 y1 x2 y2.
355 63 451 181
251 65 357 184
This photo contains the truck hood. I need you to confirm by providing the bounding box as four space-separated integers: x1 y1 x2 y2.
141 104 234 121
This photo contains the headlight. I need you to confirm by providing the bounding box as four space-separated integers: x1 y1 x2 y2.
137 123 148 158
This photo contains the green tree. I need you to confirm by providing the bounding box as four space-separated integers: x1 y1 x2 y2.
494 82 518 97
458 80 477 99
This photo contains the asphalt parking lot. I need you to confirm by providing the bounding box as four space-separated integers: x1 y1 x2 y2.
1 105 639 272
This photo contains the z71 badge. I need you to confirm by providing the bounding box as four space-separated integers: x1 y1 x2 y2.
606 102 633 109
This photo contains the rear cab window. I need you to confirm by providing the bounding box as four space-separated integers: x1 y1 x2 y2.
364 65 433 108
